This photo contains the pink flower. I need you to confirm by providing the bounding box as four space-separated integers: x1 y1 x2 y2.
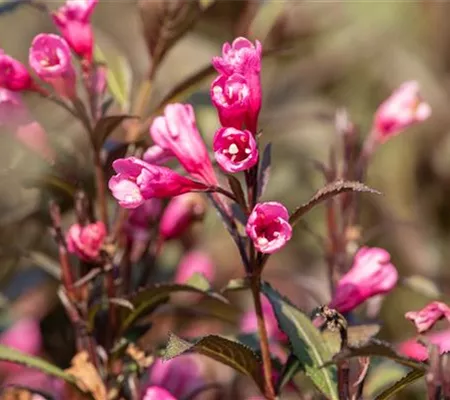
143 387 176 400
0 319 42 376
150 104 217 185
213 127 258 173
0 50 33 91
398 329 450 361
143 145 175 165
212 37 262 77
29 34 76 99
125 199 162 242
373 81 431 142
246 202 292 254
329 247 398 313
175 250 215 284
0 88 54 161
159 193 207 240
109 157 209 208
405 301 450 334
66 221 106 262
52 0 98 62
241 295 286 343
148 355 205 399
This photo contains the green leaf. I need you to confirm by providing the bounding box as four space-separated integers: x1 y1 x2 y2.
94 44 131 110
163 333 265 392
374 369 425 400
221 277 250 293
92 115 137 150
0 345 89 397
261 282 339 400
276 353 303 394
364 362 410 397
324 339 427 371
289 180 380 227
120 274 230 334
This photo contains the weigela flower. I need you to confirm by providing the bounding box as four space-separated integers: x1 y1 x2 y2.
52 0 98 62
246 202 292 254
66 221 106 262
405 301 450 334
125 199 162 242
29 34 76 99
150 103 217 185
109 157 209 208
143 144 175 165
398 329 450 361
175 250 215 284
143 387 176 400
0 50 33 91
159 193 207 240
213 127 258 173
329 247 398 313
373 81 431 142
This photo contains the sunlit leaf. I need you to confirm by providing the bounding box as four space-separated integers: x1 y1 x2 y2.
221 277 250 293
323 324 381 356
374 369 425 400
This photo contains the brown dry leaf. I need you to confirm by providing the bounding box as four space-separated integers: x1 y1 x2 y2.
0 388 32 400
126 344 154 370
65 352 107 400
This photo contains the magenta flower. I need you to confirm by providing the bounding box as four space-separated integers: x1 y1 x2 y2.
150 103 217 185
329 247 398 313
0 50 33 91
109 157 209 208
66 221 106 262
210 73 251 130
373 81 431 142
246 202 292 254
148 355 206 399
143 387 176 400
29 34 76 99
405 301 450 334
213 127 258 173
212 37 262 77
52 0 98 62
159 193 206 241
241 295 287 343
175 250 215 284
398 329 450 361
143 144 175 165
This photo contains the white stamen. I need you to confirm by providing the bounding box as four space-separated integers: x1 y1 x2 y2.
228 143 239 155
245 148 251 154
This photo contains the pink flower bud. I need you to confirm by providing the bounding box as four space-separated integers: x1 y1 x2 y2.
150 104 217 185
109 157 209 208
29 34 76 99
160 193 207 240
405 301 450 334
329 247 398 313
175 250 215 284
0 88 54 161
373 81 431 142
143 145 175 165
212 37 262 77
240 295 286 343
143 387 176 400
0 50 33 91
398 329 450 361
148 355 206 399
0 319 42 376
66 221 106 262
246 202 292 254
213 127 258 173
52 0 98 62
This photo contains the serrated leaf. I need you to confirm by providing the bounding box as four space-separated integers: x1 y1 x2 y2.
289 180 380 227
94 44 131 110
0 345 89 397
257 143 271 200
374 369 425 400
261 282 339 400
120 275 230 334
325 339 427 371
163 333 265 392
92 115 136 151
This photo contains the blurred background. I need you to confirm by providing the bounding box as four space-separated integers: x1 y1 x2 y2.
0 0 449 398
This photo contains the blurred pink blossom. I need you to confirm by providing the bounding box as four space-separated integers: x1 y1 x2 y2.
398 329 450 361
143 386 177 400
125 199 162 242
66 221 106 262
246 202 292 254
405 301 450 334
52 0 98 62
29 34 76 99
329 247 398 313
0 50 33 91
143 144 175 165
213 127 258 173
175 250 215 284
